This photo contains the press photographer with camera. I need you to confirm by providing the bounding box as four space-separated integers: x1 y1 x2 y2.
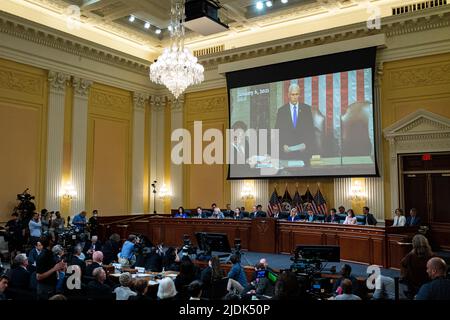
118 234 138 266
72 211 87 233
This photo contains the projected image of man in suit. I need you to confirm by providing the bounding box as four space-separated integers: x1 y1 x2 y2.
274 83 316 165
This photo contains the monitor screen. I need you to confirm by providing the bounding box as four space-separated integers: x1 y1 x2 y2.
195 232 232 253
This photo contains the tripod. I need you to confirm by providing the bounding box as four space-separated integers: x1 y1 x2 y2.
225 248 252 266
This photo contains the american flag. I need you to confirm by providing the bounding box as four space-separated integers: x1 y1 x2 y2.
283 69 374 152
292 189 304 213
267 188 281 217
314 188 328 215
281 187 292 205
303 187 319 214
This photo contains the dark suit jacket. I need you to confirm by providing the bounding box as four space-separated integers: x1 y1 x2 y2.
252 211 267 218
83 240 102 253
406 216 422 226
274 103 317 164
230 139 252 177
325 214 339 223
365 213 378 226
8 266 30 290
70 256 86 275
85 262 102 277
87 280 113 300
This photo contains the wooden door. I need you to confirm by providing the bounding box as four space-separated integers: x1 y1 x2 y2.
403 173 428 224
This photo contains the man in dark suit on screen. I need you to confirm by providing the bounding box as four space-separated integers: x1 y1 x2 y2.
274 83 317 166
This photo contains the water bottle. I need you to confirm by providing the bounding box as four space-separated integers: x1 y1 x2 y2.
161 267 165 278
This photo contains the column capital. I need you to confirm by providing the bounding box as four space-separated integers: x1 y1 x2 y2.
170 94 184 112
133 92 149 111
72 77 93 97
149 95 165 112
48 71 70 93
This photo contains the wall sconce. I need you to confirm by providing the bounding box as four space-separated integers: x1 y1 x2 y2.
158 183 172 200
241 183 255 200
61 182 77 200
350 179 365 200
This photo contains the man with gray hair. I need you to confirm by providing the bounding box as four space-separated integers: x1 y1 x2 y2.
69 245 86 275
87 267 113 300
8 253 31 290
274 83 316 166
415 257 450 300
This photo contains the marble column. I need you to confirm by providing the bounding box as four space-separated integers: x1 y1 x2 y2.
70 77 92 216
170 95 184 209
131 92 148 213
45 71 70 211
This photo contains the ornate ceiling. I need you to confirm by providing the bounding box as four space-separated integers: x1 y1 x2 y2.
1 0 423 60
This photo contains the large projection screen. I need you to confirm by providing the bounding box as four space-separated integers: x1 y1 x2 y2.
226 47 379 179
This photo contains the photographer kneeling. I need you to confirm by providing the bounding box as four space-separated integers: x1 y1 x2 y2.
118 235 138 267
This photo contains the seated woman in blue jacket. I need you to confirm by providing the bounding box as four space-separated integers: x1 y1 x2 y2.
175 206 189 218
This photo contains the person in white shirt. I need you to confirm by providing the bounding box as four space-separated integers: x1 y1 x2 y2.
392 208 406 227
114 272 137 300
334 279 361 300
343 209 357 225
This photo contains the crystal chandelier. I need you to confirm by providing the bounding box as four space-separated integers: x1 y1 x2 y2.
149 0 204 99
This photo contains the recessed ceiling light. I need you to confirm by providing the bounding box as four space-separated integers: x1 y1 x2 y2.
281 0 288 4
144 22 150 29
129 15 135 22
256 1 264 10
155 29 161 34
265 1 273 7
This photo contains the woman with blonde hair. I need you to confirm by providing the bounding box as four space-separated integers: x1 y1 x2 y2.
157 277 178 300
400 234 434 298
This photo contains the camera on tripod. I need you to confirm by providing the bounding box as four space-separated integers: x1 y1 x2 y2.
180 234 196 256
234 238 242 253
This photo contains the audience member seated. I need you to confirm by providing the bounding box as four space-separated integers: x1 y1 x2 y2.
367 271 396 300
70 245 86 276
101 233 121 265
362 206 377 226
244 262 274 298
163 247 180 271
128 279 152 301
0 274 8 301
143 246 163 272
84 235 102 259
113 272 137 300
118 234 137 266
393 208 406 227
188 280 204 300
211 207 225 219
343 209 357 225
175 206 189 218
27 240 43 273
415 257 450 300
288 208 301 222
8 253 31 290
36 235 65 300
87 267 113 300
334 279 362 300
325 208 339 223
200 256 225 299
85 251 103 277
157 277 177 300
272 271 307 300
405 208 422 226
332 264 362 298
175 257 198 300
227 254 247 294
401 234 434 298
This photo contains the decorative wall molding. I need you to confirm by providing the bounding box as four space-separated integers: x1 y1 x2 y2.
133 92 149 111
187 96 227 115
0 69 43 95
90 90 131 114
72 77 93 97
384 109 450 212
0 13 150 75
390 62 450 89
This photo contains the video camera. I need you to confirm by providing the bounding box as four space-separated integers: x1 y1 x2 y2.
56 226 87 251
180 234 197 256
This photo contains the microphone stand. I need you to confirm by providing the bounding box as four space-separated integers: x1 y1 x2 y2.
152 181 157 214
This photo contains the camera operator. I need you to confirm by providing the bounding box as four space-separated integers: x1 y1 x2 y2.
72 211 87 233
118 234 138 266
51 211 65 240
143 245 164 272
35 235 66 300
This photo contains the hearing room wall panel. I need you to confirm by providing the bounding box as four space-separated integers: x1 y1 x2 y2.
0 58 47 222
86 83 132 216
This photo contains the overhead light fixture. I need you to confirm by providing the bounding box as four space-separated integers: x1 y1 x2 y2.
155 28 161 34
149 0 204 99
256 1 264 10
281 0 288 4
168 25 173 32
265 1 273 7
129 15 135 22
144 22 150 29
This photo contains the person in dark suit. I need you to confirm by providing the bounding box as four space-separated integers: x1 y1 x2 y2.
251 204 267 218
223 204 233 218
274 83 317 165
230 121 251 177
85 251 103 277
195 207 207 218
406 208 422 226
8 254 31 290
87 267 113 300
101 233 121 265
69 246 86 276
233 207 244 220
83 235 102 259
306 209 317 222
363 206 378 226
325 208 339 223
